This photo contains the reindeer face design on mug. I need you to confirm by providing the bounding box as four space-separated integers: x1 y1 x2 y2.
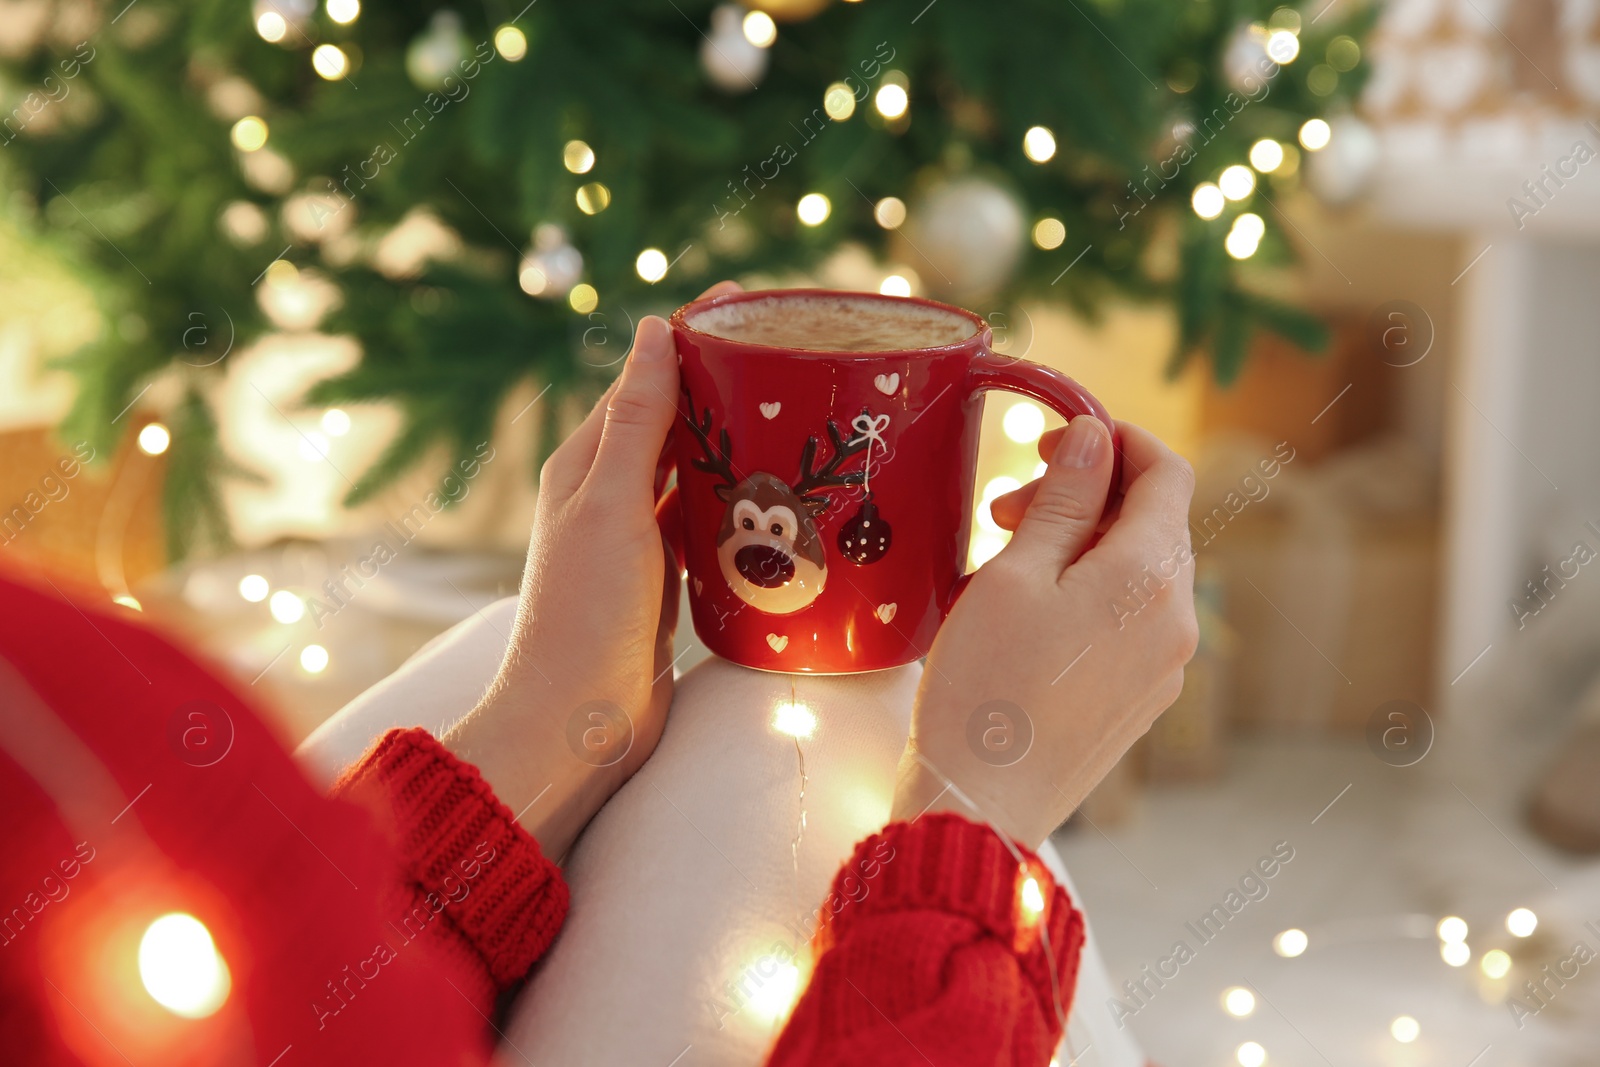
686 398 870 615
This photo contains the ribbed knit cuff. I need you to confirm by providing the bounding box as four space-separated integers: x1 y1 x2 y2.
333 727 569 990
819 813 1084 1026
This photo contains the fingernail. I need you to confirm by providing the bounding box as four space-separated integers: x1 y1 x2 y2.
632 317 671 363
1057 416 1106 469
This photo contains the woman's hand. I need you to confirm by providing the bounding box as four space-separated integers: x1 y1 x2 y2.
444 283 737 859
890 416 1199 849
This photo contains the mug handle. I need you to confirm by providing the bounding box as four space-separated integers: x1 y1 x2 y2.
947 349 1124 607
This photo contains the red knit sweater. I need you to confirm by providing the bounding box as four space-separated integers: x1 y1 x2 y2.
0 566 1084 1066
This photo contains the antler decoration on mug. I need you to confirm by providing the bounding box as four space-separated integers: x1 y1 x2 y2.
684 391 741 502
792 413 871 514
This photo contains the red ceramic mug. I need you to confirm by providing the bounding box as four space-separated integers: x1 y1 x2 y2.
666 288 1119 674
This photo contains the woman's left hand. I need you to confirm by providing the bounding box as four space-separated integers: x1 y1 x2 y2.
444 282 738 859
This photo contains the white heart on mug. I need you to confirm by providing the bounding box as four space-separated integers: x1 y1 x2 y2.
692 577 703 596
873 373 900 396
766 633 788 652
759 402 781 419
875 602 897 624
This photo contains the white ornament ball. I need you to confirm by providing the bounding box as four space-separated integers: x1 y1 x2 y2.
1307 115 1380 205
520 224 584 297
700 4 769 92
253 0 316 36
406 10 470 91
1223 21 1276 95
904 175 1026 301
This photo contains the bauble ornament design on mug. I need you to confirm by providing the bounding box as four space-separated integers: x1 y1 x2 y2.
685 393 886 615
835 411 894 566
838 499 891 564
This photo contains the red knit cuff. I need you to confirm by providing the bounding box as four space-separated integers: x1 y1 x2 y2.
818 813 1084 1027
333 727 569 989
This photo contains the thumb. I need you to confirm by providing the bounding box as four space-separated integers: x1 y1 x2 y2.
591 316 680 499
1003 415 1114 571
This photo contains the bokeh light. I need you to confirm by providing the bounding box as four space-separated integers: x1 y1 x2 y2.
797 193 831 226
1023 126 1057 163
138 914 230 1018
137 422 171 455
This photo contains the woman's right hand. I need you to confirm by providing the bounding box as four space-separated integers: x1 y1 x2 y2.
890 416 1199 849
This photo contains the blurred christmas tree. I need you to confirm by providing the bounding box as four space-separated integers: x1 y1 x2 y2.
0 0 1372 557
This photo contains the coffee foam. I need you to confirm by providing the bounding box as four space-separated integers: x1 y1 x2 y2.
686 293 977 352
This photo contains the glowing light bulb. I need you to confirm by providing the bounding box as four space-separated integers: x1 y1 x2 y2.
1298 118 1331 151
231 116 268 152
1249 139 1284 173
297 430 331 462
113 595 142 611
239 575 269 603
1023 126 1057 163
1219 165 1255 201
1507 908 1537 937
494 25 528 61
563 140 595 174
742 10 776 48
264 260 298 286
255 11 287 42
1236 1041 1267 1067
326 0 360 24
1032 217 1066 250
138 913 230 1018
1191 183 1225 220
1231 213 1265 242
773 701 816 739
137 422 171 455
874 196 906 229
748 961 802 1022
823 82 856 121
635 248 669 283
321 408 351 436
1003 401 1045 443
1273 929 1308 957
874 83 908 119
1481 948 1511 979
1224 228 1260 260
300 644 329 673
269 590 305 624
1441 940 1471 967
1390 1015 1419 1043
575 182 611 215
1223 986 1256 1017
1437 916 1468 943
312 44 349 80
1265 30 1300 64
796 193 831 226
568 284 598 313
1020 876 1045 917
879 274 911 297
519 264 547 296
